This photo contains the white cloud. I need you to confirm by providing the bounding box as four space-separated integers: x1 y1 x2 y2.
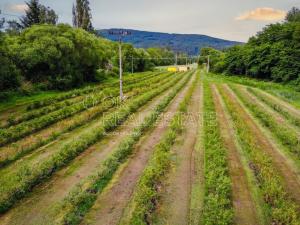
235 8 286 21
7 4 28 13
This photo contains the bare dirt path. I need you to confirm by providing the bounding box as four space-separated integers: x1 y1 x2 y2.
0 76 185 225
213 85 260 225
222 84 300 206
153 80 202 225
80 73 196 225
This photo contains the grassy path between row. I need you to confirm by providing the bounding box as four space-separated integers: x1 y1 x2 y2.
152 75 202 225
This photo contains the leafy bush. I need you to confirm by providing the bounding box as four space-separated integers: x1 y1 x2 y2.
0 33 21 91
5 24 111 89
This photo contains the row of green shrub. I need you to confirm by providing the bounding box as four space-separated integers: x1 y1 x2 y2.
230 85 300 163
219 85 300 224
25 71 160 111
54 71 194 225
0 72 183 168
201 82 233 225
247 87 300 128
0 72 173 145
2 72 170 128
127 73 198 225
0 71 192 214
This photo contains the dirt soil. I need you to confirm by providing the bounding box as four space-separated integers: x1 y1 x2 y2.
153 80 202 225
213 85 260 225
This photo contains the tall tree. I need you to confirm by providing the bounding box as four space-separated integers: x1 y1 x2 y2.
285 7 300 22
0 18 5 29
72 0 93 32
20 0 58 28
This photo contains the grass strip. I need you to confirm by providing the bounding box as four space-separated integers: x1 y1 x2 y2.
219 85 300 225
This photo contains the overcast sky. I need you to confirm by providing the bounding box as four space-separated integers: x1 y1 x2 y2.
1 0 300 42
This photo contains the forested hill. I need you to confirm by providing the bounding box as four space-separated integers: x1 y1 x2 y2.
97 29 242 55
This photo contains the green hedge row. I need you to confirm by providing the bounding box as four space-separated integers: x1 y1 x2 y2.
54 71 194 225
24 71 159 111
201 82 234 225
0 71 193 214
127 73 198 225
231 85 300 164
247 87 300 128
220 85 300 224
0 73 183 168
0 72 174 146
1 72 169 128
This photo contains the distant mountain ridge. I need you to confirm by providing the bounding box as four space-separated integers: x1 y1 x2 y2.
97 28 243 55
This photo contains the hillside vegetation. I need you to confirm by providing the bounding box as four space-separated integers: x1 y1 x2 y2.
99 28 242 55
199 7 300 86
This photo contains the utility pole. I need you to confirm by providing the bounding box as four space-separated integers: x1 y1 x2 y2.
207 55 210 73
131 56 134 74
108 30 131 101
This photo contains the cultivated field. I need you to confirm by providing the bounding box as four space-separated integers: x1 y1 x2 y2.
1 70 300 225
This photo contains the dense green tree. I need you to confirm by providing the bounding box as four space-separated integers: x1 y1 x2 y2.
6 24 109 89
199 47 225 72
213 7 300 85
0 32 21 91
20 0 58 28
286 7 300 22
72 0 93 32
5 20 23 35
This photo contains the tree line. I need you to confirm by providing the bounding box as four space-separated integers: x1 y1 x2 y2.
199 7 300 85
0 0 179 97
